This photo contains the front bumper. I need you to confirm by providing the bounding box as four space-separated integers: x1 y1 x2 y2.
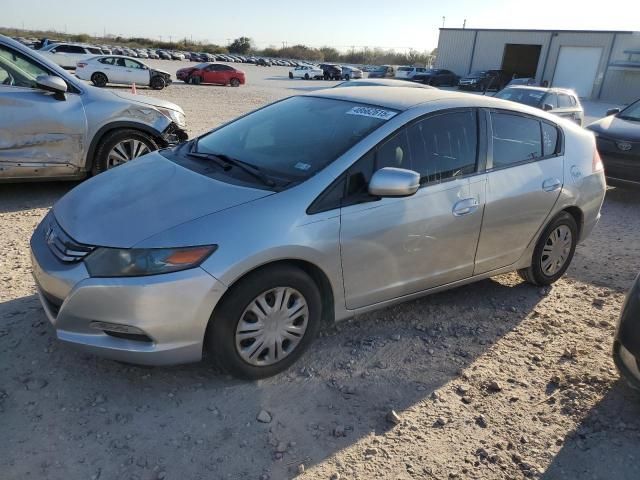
30 218 226 366
162 123 188 145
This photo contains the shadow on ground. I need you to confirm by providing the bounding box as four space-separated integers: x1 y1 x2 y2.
542 381 640 480
0 182 77 214
1 275 542 479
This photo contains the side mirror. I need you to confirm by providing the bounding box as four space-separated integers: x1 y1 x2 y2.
542 103 554 111
36 75 67 99
368 167 420 198
606 108 621 116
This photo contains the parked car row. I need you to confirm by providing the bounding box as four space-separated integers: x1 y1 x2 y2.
288 63 363 81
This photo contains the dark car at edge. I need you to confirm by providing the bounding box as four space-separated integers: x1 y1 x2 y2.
586 98 640 187
614 274 640 390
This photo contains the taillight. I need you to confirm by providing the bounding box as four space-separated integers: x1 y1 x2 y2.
593 148 604 173
77 62 87 68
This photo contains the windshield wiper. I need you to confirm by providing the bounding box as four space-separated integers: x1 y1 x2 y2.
187 141 276 188
617 115 640 122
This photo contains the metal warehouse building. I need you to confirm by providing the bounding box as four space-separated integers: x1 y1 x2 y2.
435 28 640 103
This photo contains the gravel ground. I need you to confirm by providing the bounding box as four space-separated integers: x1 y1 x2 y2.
1 62 639 480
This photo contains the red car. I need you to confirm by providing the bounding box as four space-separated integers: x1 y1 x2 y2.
176 63 245 87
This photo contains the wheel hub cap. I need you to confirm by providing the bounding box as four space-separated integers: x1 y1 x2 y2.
107 139 151 168
235 287 309 366
541 225 572 276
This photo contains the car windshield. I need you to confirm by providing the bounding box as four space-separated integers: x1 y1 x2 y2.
618 100 640 121
193 62 210 69
193 96 396 182
495 88 545 107
468 71 487 77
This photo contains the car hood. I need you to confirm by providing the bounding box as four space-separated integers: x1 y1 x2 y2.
53 153 273 248
150 68 171 76
109 90 184 113
587 115 640 142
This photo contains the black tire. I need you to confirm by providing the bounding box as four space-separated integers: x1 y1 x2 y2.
518 212 578 286
288 72 293 79
230 78 240 87
344 74 350 81
150 76 166 90
192 75 201 85
183 78 191 84
324 73 329 80
206 265 322 379
91 72 108 87
92 129 158 176
304 73 309 80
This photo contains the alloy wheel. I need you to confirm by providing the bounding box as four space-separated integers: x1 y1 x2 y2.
540 225 573 276
107 139 151 168
235 287 309 366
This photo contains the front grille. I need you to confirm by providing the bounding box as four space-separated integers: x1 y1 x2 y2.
45 217 95 263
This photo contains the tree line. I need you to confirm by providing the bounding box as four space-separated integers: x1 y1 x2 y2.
1 28 436 66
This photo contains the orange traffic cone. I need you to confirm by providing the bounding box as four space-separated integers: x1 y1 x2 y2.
131 82 137 94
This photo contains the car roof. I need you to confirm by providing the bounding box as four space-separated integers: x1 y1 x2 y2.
504 85 578 95
305 85 559 114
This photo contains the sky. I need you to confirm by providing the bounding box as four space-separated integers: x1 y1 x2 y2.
2 0 639 52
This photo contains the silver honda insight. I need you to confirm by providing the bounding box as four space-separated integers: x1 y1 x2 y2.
31 87 606 378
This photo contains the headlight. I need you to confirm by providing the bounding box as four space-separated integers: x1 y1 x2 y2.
85 245 217 277
157 107 186 128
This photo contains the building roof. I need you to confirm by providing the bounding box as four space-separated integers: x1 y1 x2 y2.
440 27 636 34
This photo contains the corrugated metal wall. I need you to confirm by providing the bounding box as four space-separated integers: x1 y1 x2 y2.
601 69 640 104
434 30 475 75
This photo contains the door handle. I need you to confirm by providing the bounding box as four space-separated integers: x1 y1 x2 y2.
542 178 562 192
452 198 480 217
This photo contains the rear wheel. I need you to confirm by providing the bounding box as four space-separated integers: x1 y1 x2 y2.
304 73 309 80
344 74 350 81
518 212 578 286
150 76 166 90
206 265 322 379
91 72 108 87
230 78 241 87
289 72 293 79
92 129 158 175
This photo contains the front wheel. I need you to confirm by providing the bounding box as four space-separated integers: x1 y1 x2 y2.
304 73 309 80
150 76 166 90
289 72 293 79
92 129 158 175
206 265 322 379
518 212 578 286
230 78 241 87
91 72 108 87
344 74 350 81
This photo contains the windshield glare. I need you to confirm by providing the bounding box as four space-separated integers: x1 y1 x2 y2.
619 100 640 121
195 96 395 181
495 89 545 107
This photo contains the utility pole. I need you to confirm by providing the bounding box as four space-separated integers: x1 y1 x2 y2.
442 16 445 28
463 19 466 29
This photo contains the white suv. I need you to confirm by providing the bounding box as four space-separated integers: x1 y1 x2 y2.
395 66 427 79
38 42 105 69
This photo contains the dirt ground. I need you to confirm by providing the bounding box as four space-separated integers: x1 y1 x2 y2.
1 62 639 480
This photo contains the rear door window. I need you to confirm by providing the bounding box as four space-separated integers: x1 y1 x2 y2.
490 112 542 168
408 110 478 183
542 93 557 108
542 122 560 157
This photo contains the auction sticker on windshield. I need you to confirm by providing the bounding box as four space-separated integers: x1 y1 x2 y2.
346 106 397 120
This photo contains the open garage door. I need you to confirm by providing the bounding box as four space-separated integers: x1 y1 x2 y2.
553 46 602 98
502 44 541 80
